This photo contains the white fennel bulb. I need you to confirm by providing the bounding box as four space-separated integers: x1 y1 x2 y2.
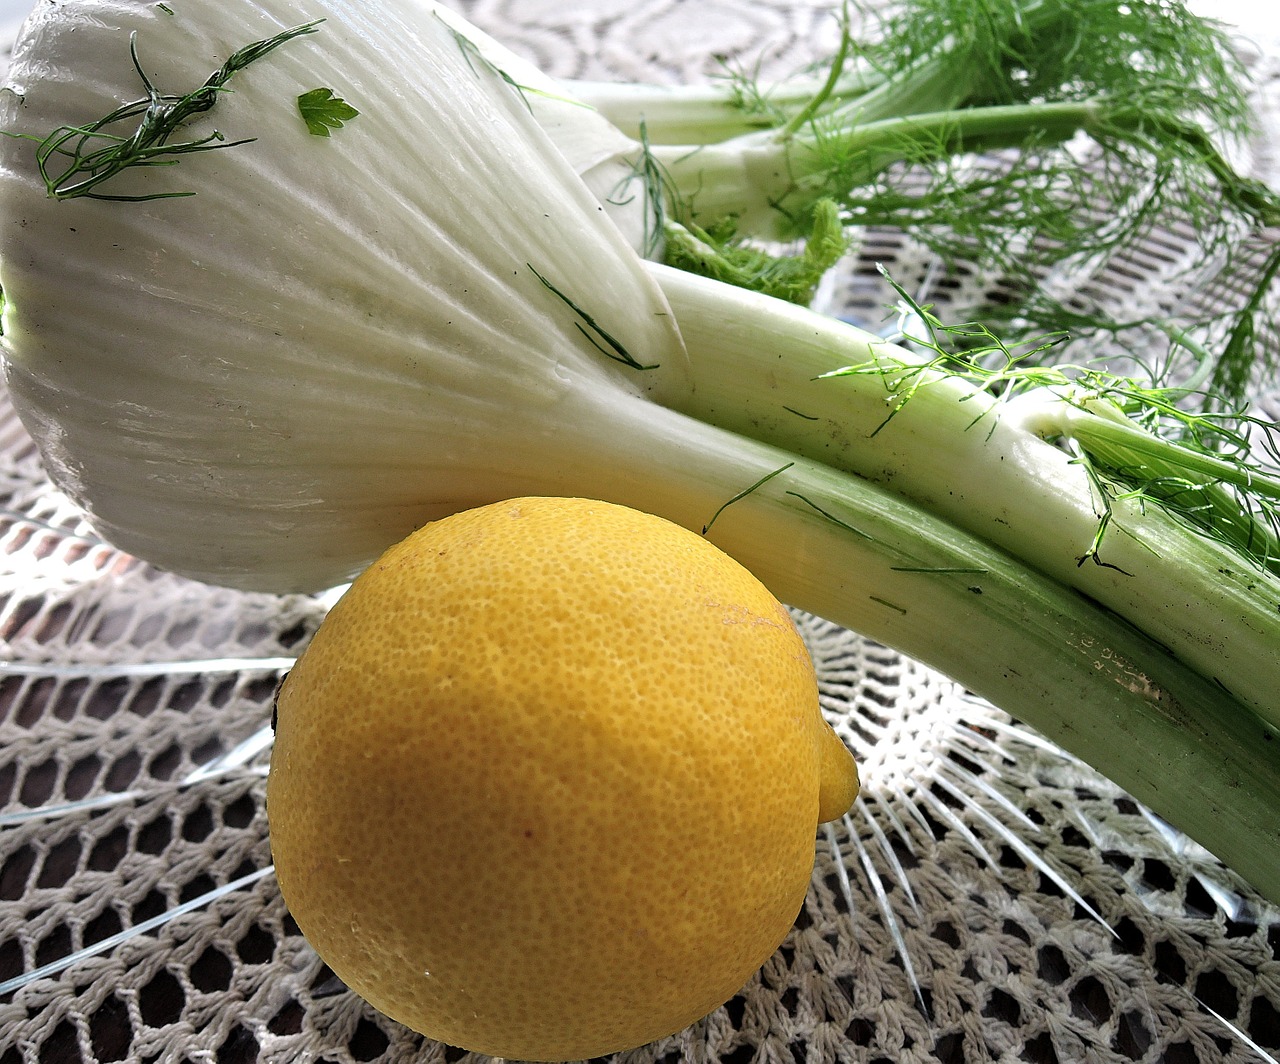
428 3 655 253
0 0 687 589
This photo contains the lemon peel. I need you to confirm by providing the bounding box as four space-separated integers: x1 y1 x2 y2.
267 496 858 1060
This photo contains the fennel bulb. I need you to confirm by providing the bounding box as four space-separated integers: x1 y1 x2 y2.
0 0 1276 917
0 0 693 589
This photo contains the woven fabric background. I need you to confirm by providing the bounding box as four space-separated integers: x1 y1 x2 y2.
0 1 1278 1062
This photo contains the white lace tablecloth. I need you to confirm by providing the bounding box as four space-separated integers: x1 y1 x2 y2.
0 2 1278 1063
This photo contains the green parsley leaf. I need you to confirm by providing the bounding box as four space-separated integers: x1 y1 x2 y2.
297 87 359 137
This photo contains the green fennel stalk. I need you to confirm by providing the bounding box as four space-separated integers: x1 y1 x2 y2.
647 264 1280 728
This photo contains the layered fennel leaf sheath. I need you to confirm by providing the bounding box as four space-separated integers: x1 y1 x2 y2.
0 0 1276 901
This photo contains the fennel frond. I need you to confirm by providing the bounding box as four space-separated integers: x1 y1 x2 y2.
579 0 1280 408
18 20 323 201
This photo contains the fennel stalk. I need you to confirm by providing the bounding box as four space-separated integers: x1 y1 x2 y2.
649 265 1280 729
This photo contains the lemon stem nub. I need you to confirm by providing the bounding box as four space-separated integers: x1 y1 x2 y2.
816 723 859 823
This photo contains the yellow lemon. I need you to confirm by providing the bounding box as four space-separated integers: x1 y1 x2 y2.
267 497 858 1061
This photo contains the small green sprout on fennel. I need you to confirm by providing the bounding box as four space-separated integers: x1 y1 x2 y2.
15 20 323 200
527 263 659 371
702 463 795 535
297 87 359 137
663 198 849 306
609 121 671 260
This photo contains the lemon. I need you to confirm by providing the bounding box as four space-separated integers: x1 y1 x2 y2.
267 496 859 1061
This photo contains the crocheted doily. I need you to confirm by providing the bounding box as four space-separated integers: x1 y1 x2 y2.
0 1 1277 1062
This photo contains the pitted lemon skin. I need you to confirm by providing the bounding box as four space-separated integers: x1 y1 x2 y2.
267 496 859 1061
